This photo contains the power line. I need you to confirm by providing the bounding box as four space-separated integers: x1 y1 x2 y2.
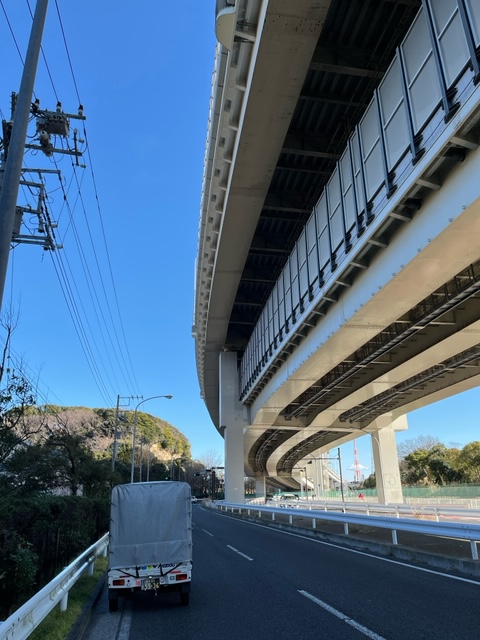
0 0 25 65
0 0 142 403
52 0 141 395
48 251 114 406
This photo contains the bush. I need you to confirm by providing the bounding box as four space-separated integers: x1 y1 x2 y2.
0 494 109 618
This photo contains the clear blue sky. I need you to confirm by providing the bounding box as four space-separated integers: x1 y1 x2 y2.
0 1 478 479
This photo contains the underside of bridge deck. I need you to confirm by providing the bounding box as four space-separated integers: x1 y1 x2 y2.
197 0 480 492
227 0 422 352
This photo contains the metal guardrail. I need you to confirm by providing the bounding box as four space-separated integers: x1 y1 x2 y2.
292 499 480 520
209 501 480 560
0 533 109 640
247 497 480 522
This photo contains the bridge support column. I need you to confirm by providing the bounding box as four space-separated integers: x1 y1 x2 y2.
220 352 247 504
255 479 266 500
319 452 331 492
371 417 406 504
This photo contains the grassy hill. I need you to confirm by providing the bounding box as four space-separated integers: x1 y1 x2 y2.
24 404 191 461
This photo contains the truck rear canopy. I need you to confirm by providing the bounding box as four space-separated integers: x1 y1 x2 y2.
109 481 192 570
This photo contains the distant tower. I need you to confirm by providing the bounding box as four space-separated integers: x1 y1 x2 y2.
350 440 368 482
353 440 361 482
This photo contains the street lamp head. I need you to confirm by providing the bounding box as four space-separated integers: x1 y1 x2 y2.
130 394 173 483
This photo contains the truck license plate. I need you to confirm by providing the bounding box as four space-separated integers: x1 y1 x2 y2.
142 577 164 590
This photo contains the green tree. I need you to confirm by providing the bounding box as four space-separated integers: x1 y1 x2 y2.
73 455 113 499
397 435 440 459
1 441 59 494
457 441 480 482
403 448 431 484
0 373 39 466
402 444 463 486
426 444 461 485
44 419 96 496
0 531 39 616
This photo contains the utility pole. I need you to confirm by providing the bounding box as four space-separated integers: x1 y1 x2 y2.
211 469 216 501
112 394 142 471
207 466 224 501
0 0 86 314
112 395 121 471
0 0 48 311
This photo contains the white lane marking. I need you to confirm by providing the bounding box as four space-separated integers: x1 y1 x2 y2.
299 590 387 640
227 544 254 561
201 528 214 536
209 511 480 586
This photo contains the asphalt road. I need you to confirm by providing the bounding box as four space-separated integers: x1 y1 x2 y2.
84 504 480 640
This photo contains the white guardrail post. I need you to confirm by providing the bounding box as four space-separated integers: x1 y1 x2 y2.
0 533 109 640
470 541 479 561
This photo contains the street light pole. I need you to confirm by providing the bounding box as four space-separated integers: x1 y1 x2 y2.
305 458 318 500
301 452 345 499
338 447 345 503
130 394 173 483
313 459 319 498
147 444 151 482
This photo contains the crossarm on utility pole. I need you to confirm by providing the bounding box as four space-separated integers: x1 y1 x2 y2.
0 0 49 313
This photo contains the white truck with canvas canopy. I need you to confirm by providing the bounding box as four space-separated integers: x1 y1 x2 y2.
107 481 192 611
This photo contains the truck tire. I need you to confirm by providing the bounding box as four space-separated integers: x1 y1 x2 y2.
108 590 119 612
180 592 190 606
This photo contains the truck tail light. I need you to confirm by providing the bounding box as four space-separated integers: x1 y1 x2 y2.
175 573 188 581
112 579 126 586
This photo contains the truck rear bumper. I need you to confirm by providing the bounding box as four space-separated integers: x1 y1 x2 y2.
108 564 192 591
108 579 191 611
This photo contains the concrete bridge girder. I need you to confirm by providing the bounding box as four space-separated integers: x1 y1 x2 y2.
263 424 361 473
203 1 480 503
250 148 480 432
199 0 333 427
247 417 406 503
282 316 480 426
244 148 480 495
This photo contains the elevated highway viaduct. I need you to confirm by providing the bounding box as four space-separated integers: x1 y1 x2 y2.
193 0 480 503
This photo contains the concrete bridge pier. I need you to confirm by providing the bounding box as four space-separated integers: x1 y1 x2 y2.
220 352 248 504
320 452 331 491
255 479 266 500
368 416 407 504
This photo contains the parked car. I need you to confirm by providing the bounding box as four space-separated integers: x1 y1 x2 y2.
191 496 198 504
280 493 299 500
